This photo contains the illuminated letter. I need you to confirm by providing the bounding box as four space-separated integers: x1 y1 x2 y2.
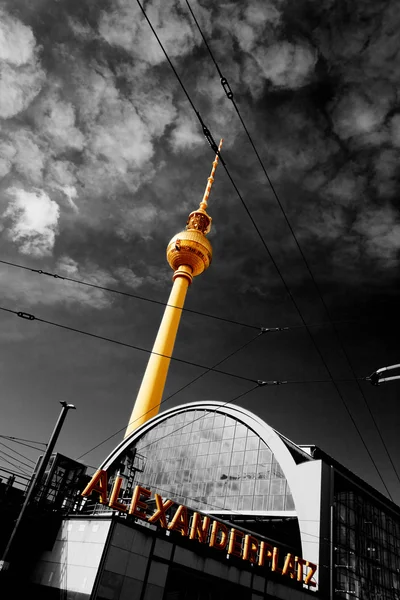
228 528 244 558
148 493 175 528
109 476 127 512
81 469 108 504
168 505 189 536
209 520 228 551
296 557 306 583
189 512 210 543
272 547 283 574
243 535 259 564
129 486 151 519
282 553 296 579
258 541 273 567
304 561 317 587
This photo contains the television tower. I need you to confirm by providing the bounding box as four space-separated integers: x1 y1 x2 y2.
124 140 223 438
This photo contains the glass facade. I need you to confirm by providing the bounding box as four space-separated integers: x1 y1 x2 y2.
335 490 400 600
109 409 295 513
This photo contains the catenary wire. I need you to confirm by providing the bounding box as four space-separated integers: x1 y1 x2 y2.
0 434 46 447
0 4 390 501
77 334 262 460
75 368 359 460
0 450 31 476
184 1 400 495
0 441 36 465
0 437 46 452
0 304 358 390
76 332 357 461
0 258 263 332
0 466 31 481
0 446 35 470
2 257 399 335
135 1 395 501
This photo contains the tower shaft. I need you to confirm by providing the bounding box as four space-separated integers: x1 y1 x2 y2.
124 271 190 438
124 139 223 439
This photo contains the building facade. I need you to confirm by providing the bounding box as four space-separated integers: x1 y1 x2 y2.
26 401 400 599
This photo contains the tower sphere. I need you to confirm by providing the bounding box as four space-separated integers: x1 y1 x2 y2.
166 228 212 278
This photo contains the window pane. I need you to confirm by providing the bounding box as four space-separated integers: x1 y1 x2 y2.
231 452 244 466
107 408 293 519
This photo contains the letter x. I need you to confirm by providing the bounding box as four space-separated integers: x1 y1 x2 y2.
148 494 175 528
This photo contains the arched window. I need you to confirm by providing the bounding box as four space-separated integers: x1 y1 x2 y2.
106 407 295 514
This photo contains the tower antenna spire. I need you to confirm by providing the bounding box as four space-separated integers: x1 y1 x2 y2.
124 139 224 438
199 138 223 212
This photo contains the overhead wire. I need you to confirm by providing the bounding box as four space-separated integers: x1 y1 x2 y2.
184 0 400 495
0 441 36 465
0 466 31 481
0 304 358 390
0 258 262 332
0 446 35 470
0 434 46 447
2 257 398 334
78 377 260 461
0 4 391 500
0 436 46 452
0 450 31 476
135 0 394 500
75 330 360 462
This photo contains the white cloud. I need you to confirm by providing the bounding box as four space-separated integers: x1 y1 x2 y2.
0 62 45 119
169 115 204 151
56 257 117 308
46 160 77 187
0 256 117 310
32 91 85 151
10 129 46 185
115 267 144 289
99 0 198 66
4 187 60 257
0 139 15 177
0 9 45 119
254 40 317 89
231 0 282 53
0 8 36 66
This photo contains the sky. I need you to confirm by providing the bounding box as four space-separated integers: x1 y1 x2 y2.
1 0 400 504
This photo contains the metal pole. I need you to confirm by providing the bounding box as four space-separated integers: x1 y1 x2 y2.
0 401 76 570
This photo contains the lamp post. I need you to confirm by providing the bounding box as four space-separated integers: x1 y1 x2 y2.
366 364 400 386
0 401 76 571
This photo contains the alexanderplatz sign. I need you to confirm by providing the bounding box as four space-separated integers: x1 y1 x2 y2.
82 470 317 588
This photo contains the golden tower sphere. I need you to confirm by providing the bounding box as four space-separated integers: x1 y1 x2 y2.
166 229 212 278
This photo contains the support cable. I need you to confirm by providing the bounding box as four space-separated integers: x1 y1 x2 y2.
0 304 357 391
0 451 31 476
76 336 261 460
0 436 46 452
0 441 36 465
0 447 34 470
0 258 273 333
185 0 400 493
0 466 31 481
136 0 394 501
1 257 397 333
75 343 353 461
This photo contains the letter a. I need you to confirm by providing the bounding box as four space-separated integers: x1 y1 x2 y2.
81 470 108 504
